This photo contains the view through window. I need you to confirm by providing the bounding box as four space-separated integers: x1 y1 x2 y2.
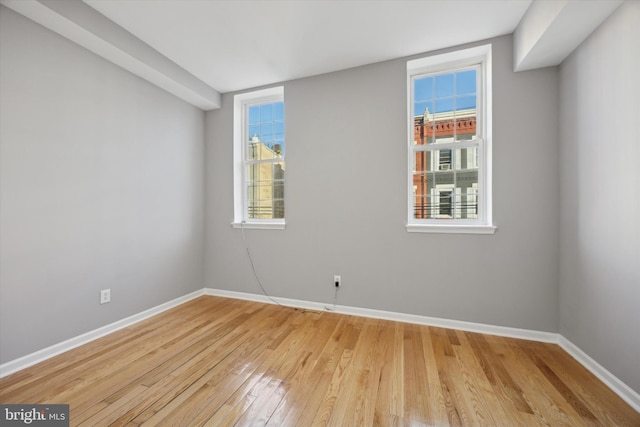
412 68 479 220
246 101 285 220
233 86 285 228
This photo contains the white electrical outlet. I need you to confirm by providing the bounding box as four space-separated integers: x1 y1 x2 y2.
334 275 341 287
100 289 111 304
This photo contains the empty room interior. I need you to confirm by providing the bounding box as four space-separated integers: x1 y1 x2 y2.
1 0 639 425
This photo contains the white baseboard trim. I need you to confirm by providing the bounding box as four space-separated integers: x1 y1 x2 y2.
204 288 558 343
0 289 204 378
558 336 640 412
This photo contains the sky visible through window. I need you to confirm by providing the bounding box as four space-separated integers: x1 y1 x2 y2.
248 101 284 156
414 69 476 116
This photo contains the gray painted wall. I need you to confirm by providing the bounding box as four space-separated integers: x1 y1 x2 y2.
3 0 636 398
559 1 640 393
205 35 560 332
0 7 205 364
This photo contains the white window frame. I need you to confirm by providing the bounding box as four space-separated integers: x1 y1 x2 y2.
232 86 285 229
406 45 495 234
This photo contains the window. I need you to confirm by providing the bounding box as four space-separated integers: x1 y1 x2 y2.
439 190 452 217
439 149 452 170
407 45 495 234
233 87 285 229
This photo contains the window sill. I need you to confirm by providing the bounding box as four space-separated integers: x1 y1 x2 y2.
406 223 496 235
231 221 286 230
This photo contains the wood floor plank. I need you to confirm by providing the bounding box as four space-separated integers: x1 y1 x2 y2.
370 321 399 426
66 310 252 420
133 307 287 425
420 326 451 425
1 296 638 426
286 317 361 426
327 321 381 426
450 331 503 427
402 325 432 425
530 341 640 426
496 338 582 426
265 315 343 425
345 321 390 427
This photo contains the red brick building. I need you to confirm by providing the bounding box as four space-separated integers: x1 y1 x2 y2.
412 109 477 219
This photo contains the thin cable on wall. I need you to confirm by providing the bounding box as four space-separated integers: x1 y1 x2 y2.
324 286 339 312
240 222 285 308
240 222 334 314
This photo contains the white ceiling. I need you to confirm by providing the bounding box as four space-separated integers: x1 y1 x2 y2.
84 0 532 93
1 0 624 110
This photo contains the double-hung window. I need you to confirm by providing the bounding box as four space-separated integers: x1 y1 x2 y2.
233 87 285 229
407 45 495 234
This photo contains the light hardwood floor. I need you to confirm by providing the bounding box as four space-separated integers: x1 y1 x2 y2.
1 296 638 426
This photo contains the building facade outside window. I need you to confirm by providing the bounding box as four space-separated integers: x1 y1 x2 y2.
407 45 495 234
233 87 285 229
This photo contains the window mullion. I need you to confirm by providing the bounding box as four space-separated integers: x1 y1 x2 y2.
412 139 481 152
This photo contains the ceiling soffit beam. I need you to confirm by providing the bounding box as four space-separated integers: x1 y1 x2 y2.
513 0 623 72
0 0 221 111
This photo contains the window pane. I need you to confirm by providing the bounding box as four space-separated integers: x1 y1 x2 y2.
455 112 476 141
248 106 260 125
412 167 429 219
433 98 454 144
415 101 432 118
412 172 428 198
414 151 434 174
273 201 285 219
464 186 478 219
413 70 478 145
246 181 259 219
413 165 479 220
413 195 428 219
245 161 285 220
454 147 478 170
248 124 260 139
435 74 454 98
247 100 285 160
247 182 272 219
413 172 451 219
456 95 476 110
456 70 476 95
435 98 454 114
273 159 285 219
247 101 285 158
414 76 433 101
455 72 477 145
261 123 273 139
260 104 273 122
274 102 284 121
414 102 435 145
434 170 454 186
274 161 285 179
255 163 271 181
248 142 281 161
457 170 478 219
